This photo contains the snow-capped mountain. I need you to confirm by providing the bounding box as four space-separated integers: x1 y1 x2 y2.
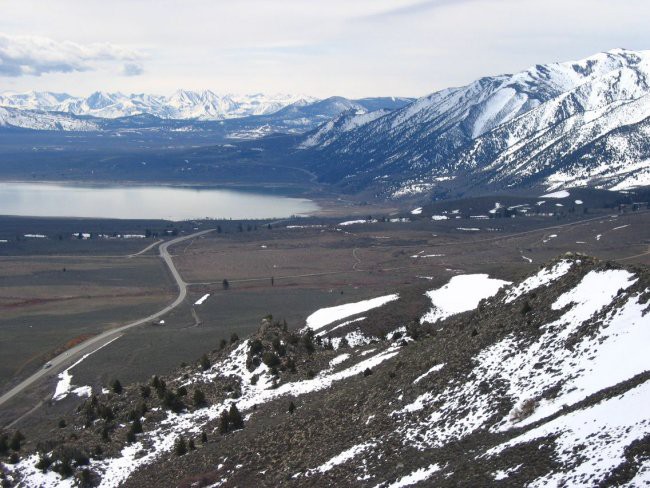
460 50 650 190
0 91 72 112
300 48 650 195
0 92 413 136
299 108 391 148
0 106 100 131
0 90 315 121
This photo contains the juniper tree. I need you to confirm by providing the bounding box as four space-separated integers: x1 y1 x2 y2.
174 436 187 456
126 429 136 444
249 339 263 355
131 418 143 434
302 334 315 354
199 354 211 371
219 410 230 434
162 391 184 413
262 351 280 367
228 404 244 430
0 434 8 455
110 379 123 394
193 389 207 408
9 431 24 451
101 424 110 442
35 453 53 472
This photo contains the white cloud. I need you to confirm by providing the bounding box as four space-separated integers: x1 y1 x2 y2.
0 0 649 96
121 62 144 77
0 33 143 77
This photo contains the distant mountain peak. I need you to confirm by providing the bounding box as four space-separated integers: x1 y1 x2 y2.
0 90 320 121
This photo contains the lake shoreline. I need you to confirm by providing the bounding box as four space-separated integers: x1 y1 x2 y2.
0 181 320 221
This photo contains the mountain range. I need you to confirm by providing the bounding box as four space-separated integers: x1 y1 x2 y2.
0 90 315 120
1 49 649 196
0 92 414 137
298 48 650 195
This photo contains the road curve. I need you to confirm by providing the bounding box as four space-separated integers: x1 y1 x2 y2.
0 229 214 411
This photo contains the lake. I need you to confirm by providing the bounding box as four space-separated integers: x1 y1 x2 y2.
0 182 319 220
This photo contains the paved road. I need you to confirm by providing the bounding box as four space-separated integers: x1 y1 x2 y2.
0 229 214 410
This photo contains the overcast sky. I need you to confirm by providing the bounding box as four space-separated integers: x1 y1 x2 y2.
1 0 649 98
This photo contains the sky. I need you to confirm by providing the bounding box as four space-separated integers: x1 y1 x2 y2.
1 0 649 98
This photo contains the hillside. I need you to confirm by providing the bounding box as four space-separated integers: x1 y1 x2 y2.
2 254 649 487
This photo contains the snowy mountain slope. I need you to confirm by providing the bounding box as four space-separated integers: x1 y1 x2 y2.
0 106 100 131
0 90 314 121
299 108 391 148
552 116 650 190
0 94 412 136
5 255 650 487
299 48 650 196
0 91 71 112
460 51 650 191
0 90 413 124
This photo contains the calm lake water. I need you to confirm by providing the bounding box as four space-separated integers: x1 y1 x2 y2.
0 182 319 220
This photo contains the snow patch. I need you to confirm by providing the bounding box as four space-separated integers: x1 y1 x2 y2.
421 274 510 324
541 190 570 199
305 294 399 332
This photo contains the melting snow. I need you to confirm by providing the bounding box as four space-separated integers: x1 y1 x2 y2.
489 202 502 214
339 219 377 226
504 260 573 303
52 336 120 401
305 294 399 332
194 294 210 305
493 464 523 481
410 253 443 258
16 340 403 487
306 442 375 475
540 190 570 198
377 464 441 488
542 234 557 243
413 364 445 384
410 207 422 215
421 274 510 324
399 266 644 453
331 330 376 350
329 354 351 367
487 380 650 487
315 317 367 337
